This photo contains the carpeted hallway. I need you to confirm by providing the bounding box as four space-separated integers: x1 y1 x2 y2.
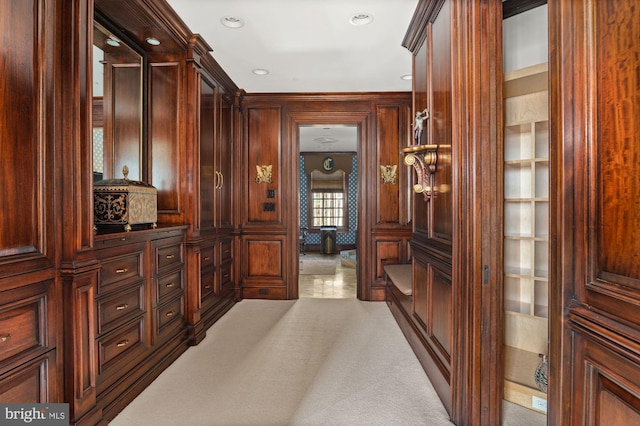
109 298 453 425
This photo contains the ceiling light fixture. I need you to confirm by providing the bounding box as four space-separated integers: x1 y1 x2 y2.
105 38 120 47
349 13 374 26
145 37 161 46
401 74 413 80
252 68 270 76
313 137 338 143
220 16 244 29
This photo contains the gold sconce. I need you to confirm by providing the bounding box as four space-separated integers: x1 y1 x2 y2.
255 165 273 183
402 108 439 201
402 144 438 199
380 165 398 184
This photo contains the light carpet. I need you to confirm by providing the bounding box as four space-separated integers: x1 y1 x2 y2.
109 298 452 426
299 259 337 275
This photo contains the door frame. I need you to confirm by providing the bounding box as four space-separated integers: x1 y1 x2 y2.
286 112 371 300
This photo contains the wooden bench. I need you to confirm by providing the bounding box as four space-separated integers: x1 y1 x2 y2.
384 263 412 296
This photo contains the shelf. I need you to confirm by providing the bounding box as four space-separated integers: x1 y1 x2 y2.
503 63 549 407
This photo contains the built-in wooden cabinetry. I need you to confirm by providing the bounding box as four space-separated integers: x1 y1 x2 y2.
390 0 504 424
184 36 238 344
550 0 640 423
93 227 188 420
1 0 239 424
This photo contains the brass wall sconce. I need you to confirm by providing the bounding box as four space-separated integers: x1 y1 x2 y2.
255 165 273 183
402 144 438 199
380 165 398 184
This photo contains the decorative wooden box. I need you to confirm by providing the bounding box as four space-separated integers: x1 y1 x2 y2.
94 166 157 232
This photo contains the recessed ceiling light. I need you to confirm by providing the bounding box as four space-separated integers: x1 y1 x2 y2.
350 13 374 26
314 137 338 143
252 68 270 76
145 37 161 46
401 74 413 80
221 16 244 29
105 38 120 47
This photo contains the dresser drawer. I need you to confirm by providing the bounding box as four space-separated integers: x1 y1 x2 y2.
0 283 51 365
0 351 56 403
220 262 233 290
156 243 182 271
98 318 144 373
97 284 144 335
156 270 182 303
201 267 215 300
157 296 183 333
99 252 143 293
200 246 215 270
220 240 232 262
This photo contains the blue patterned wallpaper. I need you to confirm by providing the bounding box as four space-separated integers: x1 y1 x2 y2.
300 155 357 246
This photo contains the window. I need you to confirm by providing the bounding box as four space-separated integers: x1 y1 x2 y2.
311 191 346 228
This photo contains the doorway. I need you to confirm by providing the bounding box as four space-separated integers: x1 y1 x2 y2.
297 124 358 299
501 4 548 425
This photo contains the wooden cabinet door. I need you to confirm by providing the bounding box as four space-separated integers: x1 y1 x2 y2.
216 94 233 230
550 0 640 423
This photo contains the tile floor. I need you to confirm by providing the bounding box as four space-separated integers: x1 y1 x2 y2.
298 253 357 298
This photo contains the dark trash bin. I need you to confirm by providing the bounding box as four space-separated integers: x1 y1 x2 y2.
320 227 337 254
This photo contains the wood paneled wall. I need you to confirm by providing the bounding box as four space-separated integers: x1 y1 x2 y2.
399 0 504 423
550 0 640 423
240 94 412 301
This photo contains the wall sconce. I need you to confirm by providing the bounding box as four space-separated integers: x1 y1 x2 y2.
380 165 398 184
402 144 438 199
402 108 439 200
255 165 273 183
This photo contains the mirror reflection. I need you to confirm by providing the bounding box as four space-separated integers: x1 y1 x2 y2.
92 22 143 181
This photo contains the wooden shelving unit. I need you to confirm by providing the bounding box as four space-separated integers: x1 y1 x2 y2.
503 62 549 414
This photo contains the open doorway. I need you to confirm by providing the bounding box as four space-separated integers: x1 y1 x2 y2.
501 3 548 425
298 124 358 299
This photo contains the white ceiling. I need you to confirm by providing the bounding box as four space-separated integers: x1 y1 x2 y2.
165 0 418 94
299 125 358 153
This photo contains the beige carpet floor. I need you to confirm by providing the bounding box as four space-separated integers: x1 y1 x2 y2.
109 298 453 426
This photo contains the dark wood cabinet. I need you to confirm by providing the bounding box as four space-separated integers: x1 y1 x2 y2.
389 0 504 424
93 228 188 419
183 35 238 344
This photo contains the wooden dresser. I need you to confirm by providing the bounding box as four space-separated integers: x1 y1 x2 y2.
93 226 188 419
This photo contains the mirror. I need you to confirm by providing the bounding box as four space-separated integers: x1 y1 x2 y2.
92 21 144 181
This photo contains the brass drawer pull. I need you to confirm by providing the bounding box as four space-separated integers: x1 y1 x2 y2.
116 303 129 311
165 254 175 259
0 334 11 343
166 311 175 318
165 282 175 288
116 339 129 348
204 285 211 289
203 256 210 261
116 268 128 274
